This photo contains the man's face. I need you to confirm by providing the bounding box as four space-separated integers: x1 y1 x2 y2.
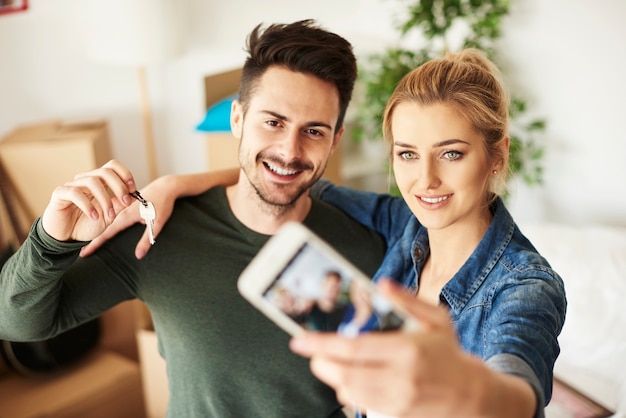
317 273 342 313
231 66 343 209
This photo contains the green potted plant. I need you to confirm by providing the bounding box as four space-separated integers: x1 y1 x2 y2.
352 0 545 196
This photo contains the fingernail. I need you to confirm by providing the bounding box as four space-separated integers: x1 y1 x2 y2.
136 248 147 259
91 210 99 220
122 194 132 205
289 336 310 354
108 207 116 219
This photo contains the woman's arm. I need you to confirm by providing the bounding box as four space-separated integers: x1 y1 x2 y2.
289 279 538 418
158 168 240 198
80 168 240 259
311 180 412 242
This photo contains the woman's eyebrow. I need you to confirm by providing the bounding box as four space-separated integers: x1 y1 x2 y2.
393 138 470 149
432 138 470 148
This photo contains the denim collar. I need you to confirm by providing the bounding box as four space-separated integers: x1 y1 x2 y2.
412 198 515 315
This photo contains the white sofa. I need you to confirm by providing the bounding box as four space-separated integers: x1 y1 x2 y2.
519 222 626 418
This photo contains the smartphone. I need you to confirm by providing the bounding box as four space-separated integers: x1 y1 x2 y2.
238 222 418 336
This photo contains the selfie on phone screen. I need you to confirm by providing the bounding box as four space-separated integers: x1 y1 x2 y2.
262 242 405 336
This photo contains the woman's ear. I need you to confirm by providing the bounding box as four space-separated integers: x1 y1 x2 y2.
494 136 511 173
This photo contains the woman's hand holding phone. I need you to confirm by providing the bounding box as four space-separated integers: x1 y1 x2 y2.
289 279 483 418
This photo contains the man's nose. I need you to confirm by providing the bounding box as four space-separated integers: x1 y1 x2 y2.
276 129 302 159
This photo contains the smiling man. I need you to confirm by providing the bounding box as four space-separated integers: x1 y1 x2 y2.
0 20 386 417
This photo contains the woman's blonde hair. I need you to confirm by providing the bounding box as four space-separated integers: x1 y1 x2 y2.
382 48 510 197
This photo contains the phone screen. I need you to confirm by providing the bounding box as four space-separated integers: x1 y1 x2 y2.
262 242 405 336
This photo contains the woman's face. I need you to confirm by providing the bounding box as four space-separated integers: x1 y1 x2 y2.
391 102 496 232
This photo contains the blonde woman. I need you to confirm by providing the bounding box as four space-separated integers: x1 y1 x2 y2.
289 49 566 418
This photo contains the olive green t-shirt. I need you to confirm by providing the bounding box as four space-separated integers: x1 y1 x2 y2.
0 186 386 417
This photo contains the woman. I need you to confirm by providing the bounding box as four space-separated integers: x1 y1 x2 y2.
82 49 566 417
287 48 567 418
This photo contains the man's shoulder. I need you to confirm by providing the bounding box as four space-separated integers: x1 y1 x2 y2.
176 186 227 209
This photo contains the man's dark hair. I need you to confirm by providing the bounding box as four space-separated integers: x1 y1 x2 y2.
238 19 357 132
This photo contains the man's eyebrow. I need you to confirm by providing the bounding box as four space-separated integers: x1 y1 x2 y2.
262 110 287 121
261 110 333 130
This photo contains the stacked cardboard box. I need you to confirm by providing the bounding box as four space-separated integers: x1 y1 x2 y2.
0 120 112 232
0 119 148 418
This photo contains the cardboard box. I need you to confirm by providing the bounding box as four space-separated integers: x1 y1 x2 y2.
133 296 168 416
136 328 169 418
0 194 11 249
0 120 113 227
0 349 146 418
202 68 242 172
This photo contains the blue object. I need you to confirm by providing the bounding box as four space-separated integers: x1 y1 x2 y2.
195 96 236 132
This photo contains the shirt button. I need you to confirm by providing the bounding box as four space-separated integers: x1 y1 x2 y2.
414 248 423 262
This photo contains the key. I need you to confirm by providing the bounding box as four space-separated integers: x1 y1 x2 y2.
139 201 156 245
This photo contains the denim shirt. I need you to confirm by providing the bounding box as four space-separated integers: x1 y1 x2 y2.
312 180 567 415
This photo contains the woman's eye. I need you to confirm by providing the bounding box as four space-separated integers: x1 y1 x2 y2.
398 151 417 160
443 150 463 160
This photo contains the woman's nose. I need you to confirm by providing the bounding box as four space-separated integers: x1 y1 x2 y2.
417 159 440 190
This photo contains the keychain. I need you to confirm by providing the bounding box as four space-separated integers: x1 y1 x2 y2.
129 191 156 245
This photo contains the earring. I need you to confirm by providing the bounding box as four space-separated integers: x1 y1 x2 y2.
492 170 497 175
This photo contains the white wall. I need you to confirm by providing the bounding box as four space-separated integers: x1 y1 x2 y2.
0 0 624 225
500 0 626 225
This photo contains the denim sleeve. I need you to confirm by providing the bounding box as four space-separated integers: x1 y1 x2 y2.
311 179 412 242
485 271 566 407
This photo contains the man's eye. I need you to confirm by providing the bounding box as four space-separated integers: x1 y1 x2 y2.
443 150 463 160
266 120 280 127
305 128 323 137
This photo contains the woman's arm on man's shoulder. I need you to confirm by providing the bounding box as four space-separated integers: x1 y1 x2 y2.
80 168 239 259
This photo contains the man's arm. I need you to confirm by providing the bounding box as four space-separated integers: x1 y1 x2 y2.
0 160 141 340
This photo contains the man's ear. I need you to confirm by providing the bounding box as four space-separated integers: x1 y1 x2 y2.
230 100 243 139
330 125 345 154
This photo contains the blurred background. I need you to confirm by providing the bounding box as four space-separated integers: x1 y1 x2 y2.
0 0 624 225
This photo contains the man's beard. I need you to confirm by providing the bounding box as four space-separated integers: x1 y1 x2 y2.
243 154 327 217
253 181 308 216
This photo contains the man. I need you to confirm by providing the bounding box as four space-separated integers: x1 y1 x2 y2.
316 270 344 313
0 20 385 417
